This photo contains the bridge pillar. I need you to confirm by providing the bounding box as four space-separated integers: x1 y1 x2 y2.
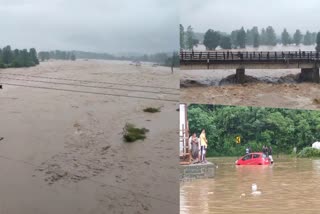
300 68 319 83
236 68 245 84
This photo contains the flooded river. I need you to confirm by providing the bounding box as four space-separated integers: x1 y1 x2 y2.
180 157 320 214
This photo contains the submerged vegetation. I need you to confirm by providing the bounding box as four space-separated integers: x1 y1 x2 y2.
188 104 320 157
0 45 39 68
123 123 149 142
143 107 161 113
297 147 320 158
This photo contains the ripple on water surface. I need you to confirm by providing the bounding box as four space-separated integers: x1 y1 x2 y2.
180 157 320 214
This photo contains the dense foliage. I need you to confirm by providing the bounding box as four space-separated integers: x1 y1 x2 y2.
188 104 320 157
297 147 320 158
203 29 221 50
180 24 320 50
0 45 39 68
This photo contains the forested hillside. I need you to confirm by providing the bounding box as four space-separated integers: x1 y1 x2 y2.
188 104 320 156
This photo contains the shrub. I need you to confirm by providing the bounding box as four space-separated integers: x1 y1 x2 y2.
123 123 149 142
297 147 320 158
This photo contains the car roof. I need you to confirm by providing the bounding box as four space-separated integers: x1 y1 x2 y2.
245 152 263 155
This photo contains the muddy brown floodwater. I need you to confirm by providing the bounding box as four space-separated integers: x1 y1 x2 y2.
180 157 320 214
0 60 179 214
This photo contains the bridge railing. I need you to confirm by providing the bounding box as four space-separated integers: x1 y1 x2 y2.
180 51 320 62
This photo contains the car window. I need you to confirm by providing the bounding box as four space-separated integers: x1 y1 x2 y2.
262 153 267 158
253 154 260 158
242 154 252 161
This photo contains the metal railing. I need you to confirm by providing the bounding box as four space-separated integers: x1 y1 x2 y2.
180 51 320 63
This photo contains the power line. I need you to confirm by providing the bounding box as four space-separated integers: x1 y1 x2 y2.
1 82 178 102
0 72 179 91
0 76 179 96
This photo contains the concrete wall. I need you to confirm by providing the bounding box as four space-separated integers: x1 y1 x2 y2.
300 68 320 83
180 162 215 181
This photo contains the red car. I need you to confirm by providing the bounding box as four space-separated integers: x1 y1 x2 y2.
235 152 271 165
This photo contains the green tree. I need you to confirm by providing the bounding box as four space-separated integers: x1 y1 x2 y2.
230 30 239 48
219 36 232 49
293 29 303 45
303 31 313 45
29 48 39 64
180 24 185 49
203 29 221 50
265 26 277 46
281 29 291 46
237 27 246 48
260 28 267 45
187 104 320 156
249 27 260 48
311 32 317 44
186 25 195 50
253 32 260 47
246 29 253 45
316 32 320 52
2 45 12 65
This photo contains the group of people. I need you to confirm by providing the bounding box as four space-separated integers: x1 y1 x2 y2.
188 129 208 164
262 145 272 156
263 145 273 163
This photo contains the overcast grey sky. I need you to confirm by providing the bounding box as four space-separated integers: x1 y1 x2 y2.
0 0 179 54
179 0 320 34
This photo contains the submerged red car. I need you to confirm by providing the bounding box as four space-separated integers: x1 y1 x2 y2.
235 152 271 165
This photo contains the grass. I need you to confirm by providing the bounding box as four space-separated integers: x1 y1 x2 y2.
143 107 160 113
123 123 149 142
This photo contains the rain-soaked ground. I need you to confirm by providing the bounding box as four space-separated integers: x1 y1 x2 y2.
180 156 320 214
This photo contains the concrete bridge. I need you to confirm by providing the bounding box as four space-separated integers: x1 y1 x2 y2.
180 51 320 83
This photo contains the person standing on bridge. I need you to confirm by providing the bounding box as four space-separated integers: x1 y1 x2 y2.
189 133 200 163
200 129 208 163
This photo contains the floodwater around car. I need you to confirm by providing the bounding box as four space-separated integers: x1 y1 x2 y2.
180 156 320 214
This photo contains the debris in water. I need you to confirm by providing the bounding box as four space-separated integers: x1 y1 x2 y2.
123 123 149 142
251 183 262 196
101 145 110 151
313 98 320 105
143 107 160 113
180 79 207 88
252 183 257 191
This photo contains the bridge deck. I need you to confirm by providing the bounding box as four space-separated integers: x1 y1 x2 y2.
180 51 320 66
